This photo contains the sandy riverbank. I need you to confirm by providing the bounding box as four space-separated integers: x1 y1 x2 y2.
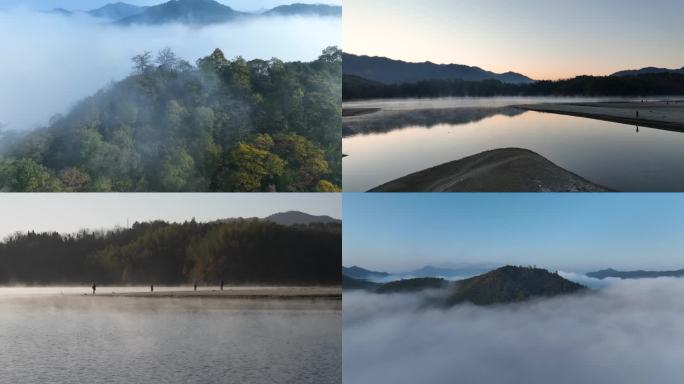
93 286 342 299
370 148 610 192
517 100 684 131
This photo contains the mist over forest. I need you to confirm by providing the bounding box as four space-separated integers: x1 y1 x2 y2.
0 8 341 192
0 8 340 131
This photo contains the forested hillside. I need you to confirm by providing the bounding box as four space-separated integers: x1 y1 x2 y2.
0 47 342 192
343 72 684 100
0 219 341 285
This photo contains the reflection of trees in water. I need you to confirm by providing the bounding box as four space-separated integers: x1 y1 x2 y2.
342 107 525 137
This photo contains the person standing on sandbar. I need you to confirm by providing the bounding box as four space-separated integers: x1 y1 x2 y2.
92 283 96 295
194 281 198 291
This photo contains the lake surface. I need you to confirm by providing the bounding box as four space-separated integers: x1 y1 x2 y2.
0 288 340 384
343 97 684 191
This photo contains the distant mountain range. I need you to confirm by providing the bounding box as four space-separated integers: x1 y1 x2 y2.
341 264 493 281
265 211 340 226
401 265 491 278
89 2 147 19
587 268 684 280
213 211 340 226
342 266 390 280
51 0 341 25
265 3 341 17
343 53 534 85
612 66 684 77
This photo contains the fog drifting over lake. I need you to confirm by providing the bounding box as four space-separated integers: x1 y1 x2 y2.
344 277 684 384
0 9 340 131
0 294 340 383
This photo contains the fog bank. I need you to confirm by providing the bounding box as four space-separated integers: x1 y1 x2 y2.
1 294 340 383
344 278 684 384
0 9 340 131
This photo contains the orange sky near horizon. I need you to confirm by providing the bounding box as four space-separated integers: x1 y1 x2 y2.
344 0 684 80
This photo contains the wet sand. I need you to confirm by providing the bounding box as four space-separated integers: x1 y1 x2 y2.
342 108 382 117
517 101 684 131
370 148 610 192
94 286 342 299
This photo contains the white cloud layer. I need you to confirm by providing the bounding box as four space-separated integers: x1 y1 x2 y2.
344 277 684 384
0 9 340 131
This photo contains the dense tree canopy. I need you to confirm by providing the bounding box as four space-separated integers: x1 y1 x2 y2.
343 73 684 100
0 47 342 192
0 220 341 285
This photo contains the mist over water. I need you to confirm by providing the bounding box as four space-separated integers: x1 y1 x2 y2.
0 291 341 383
0 9 340 131
343 98 684 191
343 278 684 384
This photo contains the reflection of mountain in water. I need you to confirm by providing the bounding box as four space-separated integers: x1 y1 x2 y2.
342 107 525 137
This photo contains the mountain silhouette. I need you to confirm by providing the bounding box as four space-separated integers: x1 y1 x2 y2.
264 4 342 17
117 0 246 25
612 66 684 77
343 53 534 85
342 266 390 280
88 2 146 19
52 1 342 25
446 266 585 306
587 268 684 280
265 211 340 226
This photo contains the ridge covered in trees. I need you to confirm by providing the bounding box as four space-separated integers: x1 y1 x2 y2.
0 219 341 285
0 47 342 192
343 72 684 100
343 266 586 306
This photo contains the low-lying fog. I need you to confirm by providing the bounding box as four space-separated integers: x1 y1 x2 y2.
0 292 341 383
0 8 340 131
344 277 684 384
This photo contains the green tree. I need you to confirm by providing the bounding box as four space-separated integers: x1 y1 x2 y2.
273 133 332 191
5 158 60 192
218 140 285 192
159 147 197 191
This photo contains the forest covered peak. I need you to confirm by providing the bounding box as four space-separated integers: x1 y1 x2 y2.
0 46 342 192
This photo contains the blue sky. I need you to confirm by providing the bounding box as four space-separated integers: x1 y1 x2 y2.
0 194 340 237
345 0 684 80
344 194 684 273
1 0 341 12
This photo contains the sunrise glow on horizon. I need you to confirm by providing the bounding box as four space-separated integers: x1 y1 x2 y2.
344 0 684 80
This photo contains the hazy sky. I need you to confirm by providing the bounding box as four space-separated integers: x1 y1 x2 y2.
344 194 684 272
0 5 340 131
0 194 340 237
1 0 341 12
344 0 684 80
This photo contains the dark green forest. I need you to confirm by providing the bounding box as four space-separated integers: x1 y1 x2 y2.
0 47 342 192
0 220 341 285
343 73 684 100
